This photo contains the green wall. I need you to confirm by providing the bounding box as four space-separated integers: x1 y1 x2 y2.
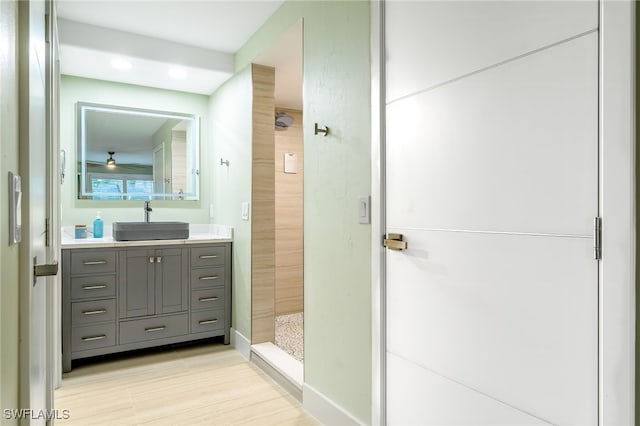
208 66 253 340
0 1 20 421
59 76 211 226
237 1 372 423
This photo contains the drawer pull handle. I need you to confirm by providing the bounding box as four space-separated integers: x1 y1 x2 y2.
83 260 107 265
199 319 218 325
199 297 219 302
82 334 107 342
145 326 166 333
82 284 107 290
82 309 107 315
199 255 218 259
199 276 218 281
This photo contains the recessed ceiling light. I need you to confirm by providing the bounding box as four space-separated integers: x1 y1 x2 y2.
168 67 187 79
111 58 132 70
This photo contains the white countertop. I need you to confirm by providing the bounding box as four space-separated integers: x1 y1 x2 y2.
61 224 233 249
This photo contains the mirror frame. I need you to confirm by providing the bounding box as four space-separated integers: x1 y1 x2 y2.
76 102 200 201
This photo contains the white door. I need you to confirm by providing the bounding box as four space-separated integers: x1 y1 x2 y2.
19 0 54 422
384 1 599 424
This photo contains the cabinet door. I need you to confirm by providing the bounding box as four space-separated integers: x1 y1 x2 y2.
119 249 155 318
155 248 188 314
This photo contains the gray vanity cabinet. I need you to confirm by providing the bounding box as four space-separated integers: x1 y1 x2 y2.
118 247 188 318
62 249 118 373
62 242 231 373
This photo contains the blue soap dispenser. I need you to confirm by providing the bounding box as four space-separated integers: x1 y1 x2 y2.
93 211 104 238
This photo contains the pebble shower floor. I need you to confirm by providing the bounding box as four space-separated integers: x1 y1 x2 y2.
275 312 303 362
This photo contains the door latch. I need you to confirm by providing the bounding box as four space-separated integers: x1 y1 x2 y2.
383 233 407 251
33 257 59 285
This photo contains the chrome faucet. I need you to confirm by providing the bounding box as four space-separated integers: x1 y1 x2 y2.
144 201 152 222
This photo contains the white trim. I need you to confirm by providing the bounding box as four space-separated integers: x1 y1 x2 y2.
250 342 303 389
230 328 251 360
250 344 303 401
302 383 363 426
370 1 385 425
599 1 636 424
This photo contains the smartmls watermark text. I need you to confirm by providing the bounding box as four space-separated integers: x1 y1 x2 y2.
3 409 70 421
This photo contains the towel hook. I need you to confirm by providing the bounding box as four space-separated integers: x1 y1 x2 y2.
314 123 329 136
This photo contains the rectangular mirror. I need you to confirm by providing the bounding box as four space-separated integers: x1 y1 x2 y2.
77 102 200 201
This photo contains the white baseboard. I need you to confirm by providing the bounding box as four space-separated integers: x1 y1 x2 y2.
230 328 250 360
303 383 362 426
251 342 303 389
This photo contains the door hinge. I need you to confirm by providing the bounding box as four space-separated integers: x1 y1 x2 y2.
594 216 602 260
45 13 50 44
383 233 407 251
45 217 50 247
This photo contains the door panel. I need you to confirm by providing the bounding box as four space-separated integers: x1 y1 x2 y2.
384 2 599 425
386 230 596 424
387 353 550 425
386 0 597 102
156 248 188 314
386 33 598 236
119 250 155 318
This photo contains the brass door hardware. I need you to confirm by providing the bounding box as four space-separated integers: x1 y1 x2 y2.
384 233 407 251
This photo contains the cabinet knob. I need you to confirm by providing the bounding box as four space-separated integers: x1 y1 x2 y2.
149 257 155 264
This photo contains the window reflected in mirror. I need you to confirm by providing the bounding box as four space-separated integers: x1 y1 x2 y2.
77 102 200 201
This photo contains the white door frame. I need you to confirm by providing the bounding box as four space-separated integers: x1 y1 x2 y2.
370 1 636 424
18 0 52 419
46 0 62 393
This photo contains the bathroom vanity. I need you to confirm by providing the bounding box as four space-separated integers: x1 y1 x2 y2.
61 227 232 372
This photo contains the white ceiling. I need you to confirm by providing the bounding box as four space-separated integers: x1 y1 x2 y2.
56 0 292 96
56 1 285 53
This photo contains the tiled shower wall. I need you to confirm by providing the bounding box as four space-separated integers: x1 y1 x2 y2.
275 108 303 315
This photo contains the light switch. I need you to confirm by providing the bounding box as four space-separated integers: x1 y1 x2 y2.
358 196 370 224
241 202 250 221
284 152 297 174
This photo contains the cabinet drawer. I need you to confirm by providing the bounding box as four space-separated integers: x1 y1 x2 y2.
72 323 116 352
190 246 226 267
72 299 116 326
191 288 224 311
119 314 188 345
70 275 116 300
71 251 116 275
190 267 225 289
191 309 225 334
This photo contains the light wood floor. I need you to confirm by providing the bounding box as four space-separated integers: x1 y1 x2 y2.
55 342 320 425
